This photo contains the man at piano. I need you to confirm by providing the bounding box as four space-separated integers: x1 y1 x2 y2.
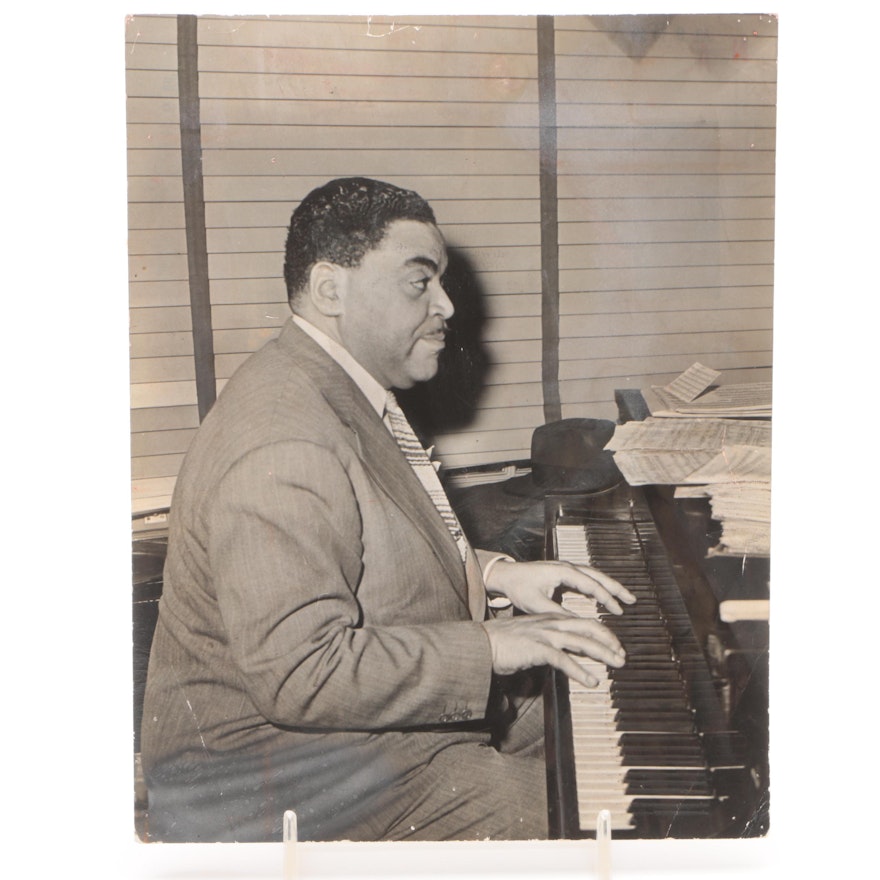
140 177 636 843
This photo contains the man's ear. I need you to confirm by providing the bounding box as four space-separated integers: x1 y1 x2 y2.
307 261 346 317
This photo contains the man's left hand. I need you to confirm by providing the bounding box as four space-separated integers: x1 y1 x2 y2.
484 559 636 616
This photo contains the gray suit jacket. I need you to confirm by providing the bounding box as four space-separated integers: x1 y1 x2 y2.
141 319 500 841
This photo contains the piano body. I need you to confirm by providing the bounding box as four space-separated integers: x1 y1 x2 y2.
542 390 770 839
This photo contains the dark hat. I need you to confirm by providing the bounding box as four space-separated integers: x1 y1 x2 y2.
503 418 622 497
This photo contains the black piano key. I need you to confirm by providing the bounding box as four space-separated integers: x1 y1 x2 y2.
612 698 694 712
613 717 696 733
621 750 706 767
624 771 713 797
621 753 706 768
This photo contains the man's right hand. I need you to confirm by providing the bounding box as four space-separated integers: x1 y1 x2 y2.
480 613 625 688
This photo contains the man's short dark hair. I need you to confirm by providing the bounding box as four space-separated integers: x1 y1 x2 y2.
283 177 437 303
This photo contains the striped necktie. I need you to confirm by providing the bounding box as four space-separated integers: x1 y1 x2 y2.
384 391 468 563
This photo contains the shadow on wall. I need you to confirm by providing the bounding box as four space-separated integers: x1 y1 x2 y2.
397 246 491 439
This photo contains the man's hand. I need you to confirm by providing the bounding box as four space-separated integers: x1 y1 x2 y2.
480 613 625 688
484 558 636 616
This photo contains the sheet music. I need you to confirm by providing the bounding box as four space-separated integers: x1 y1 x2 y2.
685 448 771 555
680 445 771 484
673 485 711 499
652 382 772 418
708 481 771 520
708 517 771 557
610 361 772 558
610 449 718 486
649 362 771 418
608 418 771 453
662 362 722 402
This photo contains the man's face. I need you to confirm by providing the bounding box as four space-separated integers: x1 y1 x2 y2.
337 219 453 390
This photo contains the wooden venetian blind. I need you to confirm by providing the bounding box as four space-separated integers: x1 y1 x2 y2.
127 13 778 510
553 13 776 421
127 14 200 513
195 14 545 470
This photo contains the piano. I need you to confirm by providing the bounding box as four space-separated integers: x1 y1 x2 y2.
542 391 770 839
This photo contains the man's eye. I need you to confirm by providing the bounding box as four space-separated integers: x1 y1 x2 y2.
412 278 429 293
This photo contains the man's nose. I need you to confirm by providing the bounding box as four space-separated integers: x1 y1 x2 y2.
430 280 454 320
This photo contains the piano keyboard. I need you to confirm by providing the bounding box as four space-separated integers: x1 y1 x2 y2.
554 512 722 834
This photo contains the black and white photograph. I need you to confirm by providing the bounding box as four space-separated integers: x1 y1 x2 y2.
128 11 774 846
9 4 876 879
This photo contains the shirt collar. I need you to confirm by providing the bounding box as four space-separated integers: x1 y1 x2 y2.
291 314 388 419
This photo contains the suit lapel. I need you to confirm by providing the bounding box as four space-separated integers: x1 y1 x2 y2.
277 321 472 614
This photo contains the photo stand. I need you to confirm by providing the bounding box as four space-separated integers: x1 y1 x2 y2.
280 808 613 879
596 809 612 879
283 810 297 880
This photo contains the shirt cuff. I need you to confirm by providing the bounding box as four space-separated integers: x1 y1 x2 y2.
482 554 515 609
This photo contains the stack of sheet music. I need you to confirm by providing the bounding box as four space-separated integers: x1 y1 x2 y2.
609 364 771 557
649 362 772 419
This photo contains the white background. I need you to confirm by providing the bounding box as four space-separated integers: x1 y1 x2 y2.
5 3 876 877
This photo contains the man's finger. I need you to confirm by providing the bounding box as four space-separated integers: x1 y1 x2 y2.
539 615 626 660
582 566 637 604
544 646 601 688
555 632 626 669
546 643 622 687
559 566 636 614
528 593 577 617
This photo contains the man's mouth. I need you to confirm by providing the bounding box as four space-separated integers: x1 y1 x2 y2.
421 326 447 347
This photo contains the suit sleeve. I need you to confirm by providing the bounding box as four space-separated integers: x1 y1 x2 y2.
208 439 494 731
